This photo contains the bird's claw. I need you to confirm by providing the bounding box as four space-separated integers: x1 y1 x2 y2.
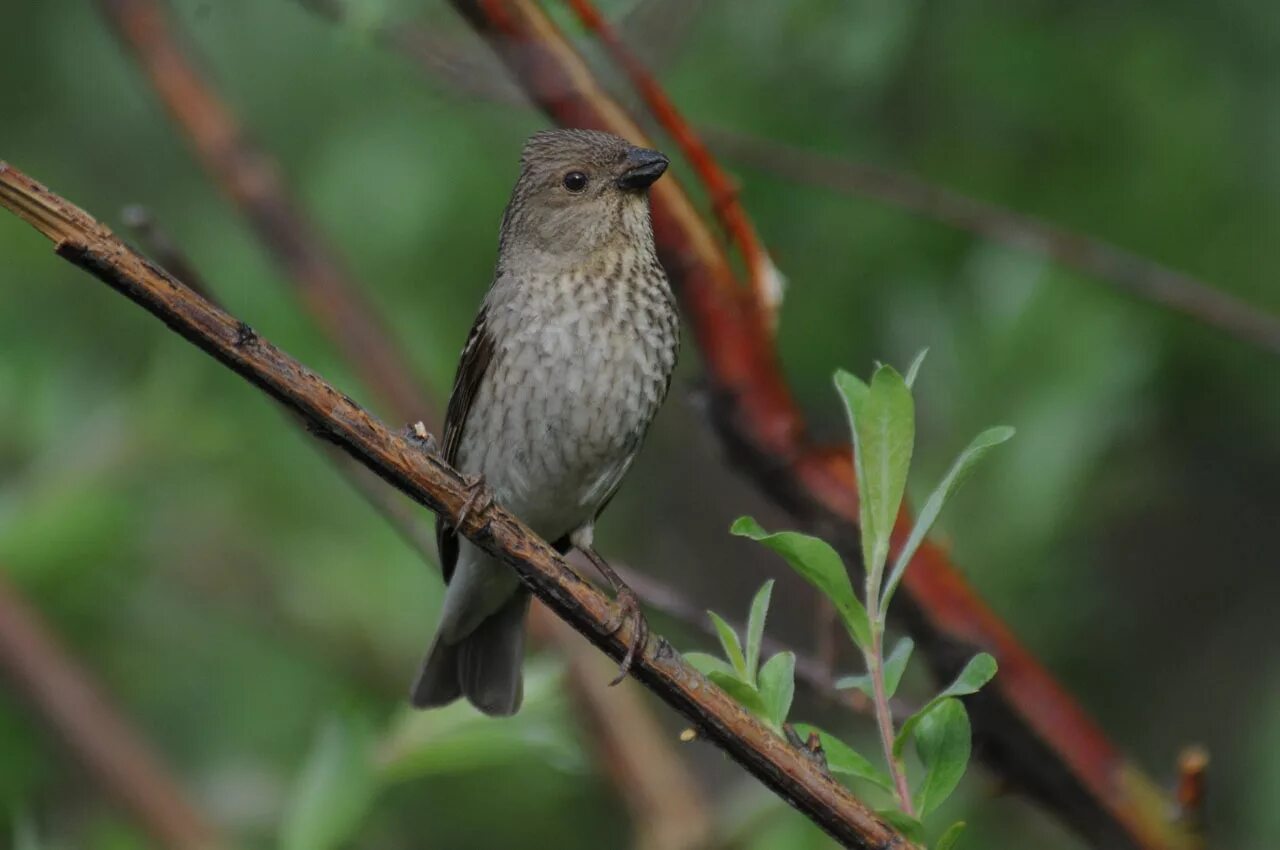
605 587 649 686
457 473 493 528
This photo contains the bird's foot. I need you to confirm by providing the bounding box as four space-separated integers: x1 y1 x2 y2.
456 473 493 528
604 586 649 686
403 421 439 454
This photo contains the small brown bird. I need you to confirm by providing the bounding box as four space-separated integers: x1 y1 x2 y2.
411 129 679 715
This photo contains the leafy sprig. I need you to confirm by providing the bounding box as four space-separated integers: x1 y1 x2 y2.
697 353 1012 848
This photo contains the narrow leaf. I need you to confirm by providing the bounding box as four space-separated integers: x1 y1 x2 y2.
793 724 894 791
745 579 774 684
731 516 871 650
708 670 769 718
842 366 915 582
895 653 997 756
684 651 736 679
882 426 1014 610
281 717 377 850
934 821 967 850
904 348 929 389
912 699 972 816
877 809 926 843
707 611 747 678
834 637 913 698
757 651 796 728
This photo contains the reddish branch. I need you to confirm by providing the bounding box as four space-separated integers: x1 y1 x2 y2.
294 0 1279 360
0 161 913 850
564 0 779 325
93 3 711 846
448 2 1201 849
0 572 225 850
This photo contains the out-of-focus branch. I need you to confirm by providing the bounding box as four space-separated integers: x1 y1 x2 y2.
93 4 712 846
703 127 1280 357
293 0 1280 359
565 0 780 327
96 0 431 424
0 162 912 850
0 572 227 850
445 3 1202 849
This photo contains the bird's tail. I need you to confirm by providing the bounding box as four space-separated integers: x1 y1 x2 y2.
411 590 531 716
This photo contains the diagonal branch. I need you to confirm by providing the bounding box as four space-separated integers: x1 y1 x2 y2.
0 571 229 850
92 3 711 845
446 3 1200 849
0 161 912 850
564 0 780 327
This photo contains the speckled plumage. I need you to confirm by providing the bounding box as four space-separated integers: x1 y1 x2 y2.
412 130 679 715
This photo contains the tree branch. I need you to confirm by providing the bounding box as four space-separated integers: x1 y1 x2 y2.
445 3 1200 849
0 161 912 850
0 571 228 850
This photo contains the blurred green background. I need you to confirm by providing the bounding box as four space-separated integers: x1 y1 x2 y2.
2 0 1278 848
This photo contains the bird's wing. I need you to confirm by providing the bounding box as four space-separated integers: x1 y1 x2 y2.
437 303 496 584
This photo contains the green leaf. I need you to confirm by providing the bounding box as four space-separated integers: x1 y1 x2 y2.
934 821 967 850
912 699 972 816
684 651 736 679
895 653 997 756
281 716 377 850
839 366 915 583
904 348 929 389
745 579 774 684
708 670 769 718
730 516 871 650
707 611 747 678
877 809 925 842
882 426 1015 610
793 724 894 791
835 637 913 698
757 651 796 728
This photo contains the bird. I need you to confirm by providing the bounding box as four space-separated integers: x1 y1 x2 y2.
411 129 680 716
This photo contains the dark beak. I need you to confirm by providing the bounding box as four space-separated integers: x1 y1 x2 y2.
617 147 669 190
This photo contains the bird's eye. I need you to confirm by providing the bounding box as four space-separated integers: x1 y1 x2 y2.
562 171 588 193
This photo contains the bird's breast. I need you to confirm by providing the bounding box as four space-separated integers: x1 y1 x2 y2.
460 267 678 533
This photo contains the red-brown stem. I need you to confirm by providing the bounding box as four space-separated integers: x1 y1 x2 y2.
448 3 1200 848
863 554 912 816
563 0 777 322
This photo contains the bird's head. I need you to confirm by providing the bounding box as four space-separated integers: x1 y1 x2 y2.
498 129 669 270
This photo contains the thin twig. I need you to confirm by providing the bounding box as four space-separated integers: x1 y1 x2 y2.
564 0 781 327
444 4 1201 849
0 571 228 850
93 4 712 844
293 1 1279 359
0 161 913 850
704 126 1280 357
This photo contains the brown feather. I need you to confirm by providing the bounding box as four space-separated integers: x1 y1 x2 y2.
436 304 496 584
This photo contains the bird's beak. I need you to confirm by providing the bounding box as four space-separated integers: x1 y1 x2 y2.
617 148 669 190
